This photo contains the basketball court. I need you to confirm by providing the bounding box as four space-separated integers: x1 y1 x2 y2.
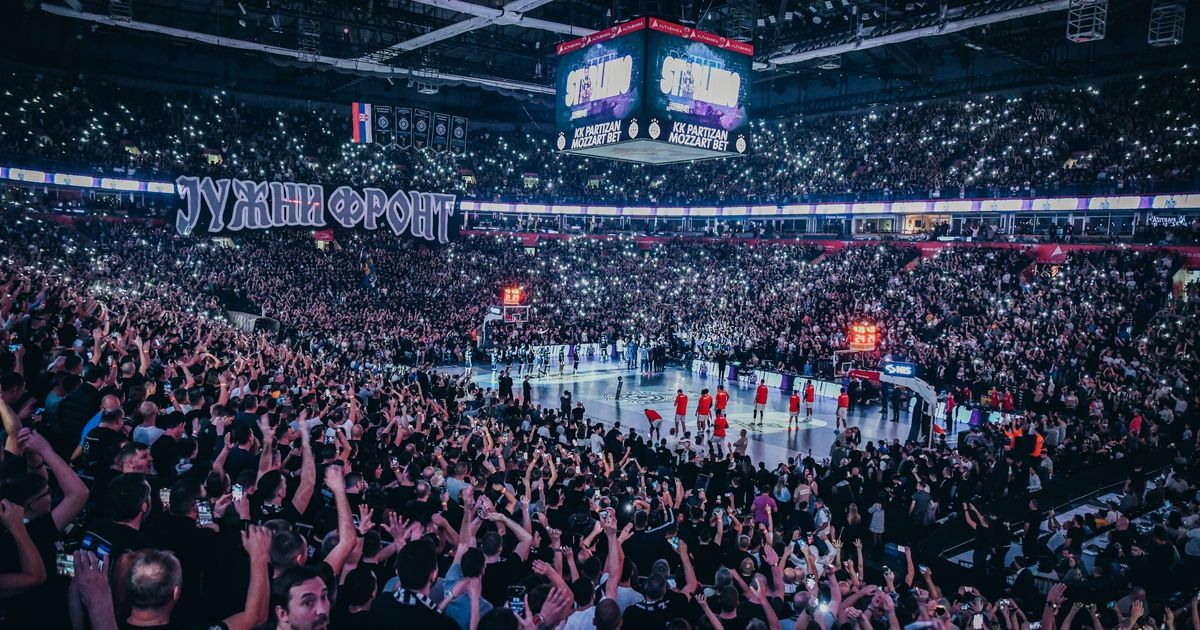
470 356 925 465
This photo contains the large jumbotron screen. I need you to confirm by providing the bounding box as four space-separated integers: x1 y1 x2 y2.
555 18 753 164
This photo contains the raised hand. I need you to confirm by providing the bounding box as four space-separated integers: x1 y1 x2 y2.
538 587 575 628
1046 582 1067 605
242 524 272 564
15 427 52 456
356 505 374 534
763 543 779 566
0 499 25 531
384 512 410 541
1130 600 1144 624
323 464 345 493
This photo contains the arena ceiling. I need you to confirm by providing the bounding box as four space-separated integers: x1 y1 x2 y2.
3 0 1198 122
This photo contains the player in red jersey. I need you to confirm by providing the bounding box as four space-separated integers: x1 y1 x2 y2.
674 389 688 435
804 380 816 421
836 387 850 432
711 410 728 457
753 380 768 427
696 388 713 434
715 385 728 415
788 389 801 429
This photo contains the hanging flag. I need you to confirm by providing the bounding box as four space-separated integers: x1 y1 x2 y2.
374 105 394 146
413 109 431 148
396 107 412 149
432 113 450 153
450 116 468 155
351 102 373 144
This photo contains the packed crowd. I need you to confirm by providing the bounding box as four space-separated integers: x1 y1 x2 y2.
3 68 1200 205
0 208 1198 630
67 219 1199 422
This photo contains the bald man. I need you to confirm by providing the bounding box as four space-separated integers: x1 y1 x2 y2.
73 394 124 455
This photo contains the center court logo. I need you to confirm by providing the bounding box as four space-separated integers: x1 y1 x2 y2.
601 390 668 403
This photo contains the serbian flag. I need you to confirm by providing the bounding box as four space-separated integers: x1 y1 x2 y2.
351 102 373 144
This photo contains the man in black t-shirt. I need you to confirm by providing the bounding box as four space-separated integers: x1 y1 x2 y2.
82 473 151 560
623 574 682 627
82 407 128 475
369 540 460 630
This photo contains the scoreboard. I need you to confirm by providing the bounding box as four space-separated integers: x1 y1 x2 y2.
500 287 529 323
502 287 523 306
555 18 752 164
847 322 879 352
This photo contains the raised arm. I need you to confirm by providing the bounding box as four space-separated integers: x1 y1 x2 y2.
546 455 558 488
67 551 117 630
291 425 316 515
318 466 357 578
487 509 533 562
1041 583 1067 630
256 416 276 480
217 372 232 407
751 578 782 630
134 336 150 376
676 538 701 596
919 563 940 601
1061 603 1083 630
19 428 88 531
697 595 726 630
1 398 22 458
0 501 45 597
602 512 621 602
826 552 843 613
223 526 272 630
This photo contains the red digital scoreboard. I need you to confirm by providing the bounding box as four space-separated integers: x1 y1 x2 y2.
848 322 879 352
502 287 523 306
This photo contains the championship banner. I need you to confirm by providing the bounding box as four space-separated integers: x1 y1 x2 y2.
432 113 450 153
396 107 413 149
413 109 432 149
174 176 458 243
351 102 373 144
373 105 395 147
450 116 468 155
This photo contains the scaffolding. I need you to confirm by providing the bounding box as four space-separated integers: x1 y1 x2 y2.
298 18 321 61
108 0 132 22
725 0 755 43
1148 0 1186 47
1066 0 1107 43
